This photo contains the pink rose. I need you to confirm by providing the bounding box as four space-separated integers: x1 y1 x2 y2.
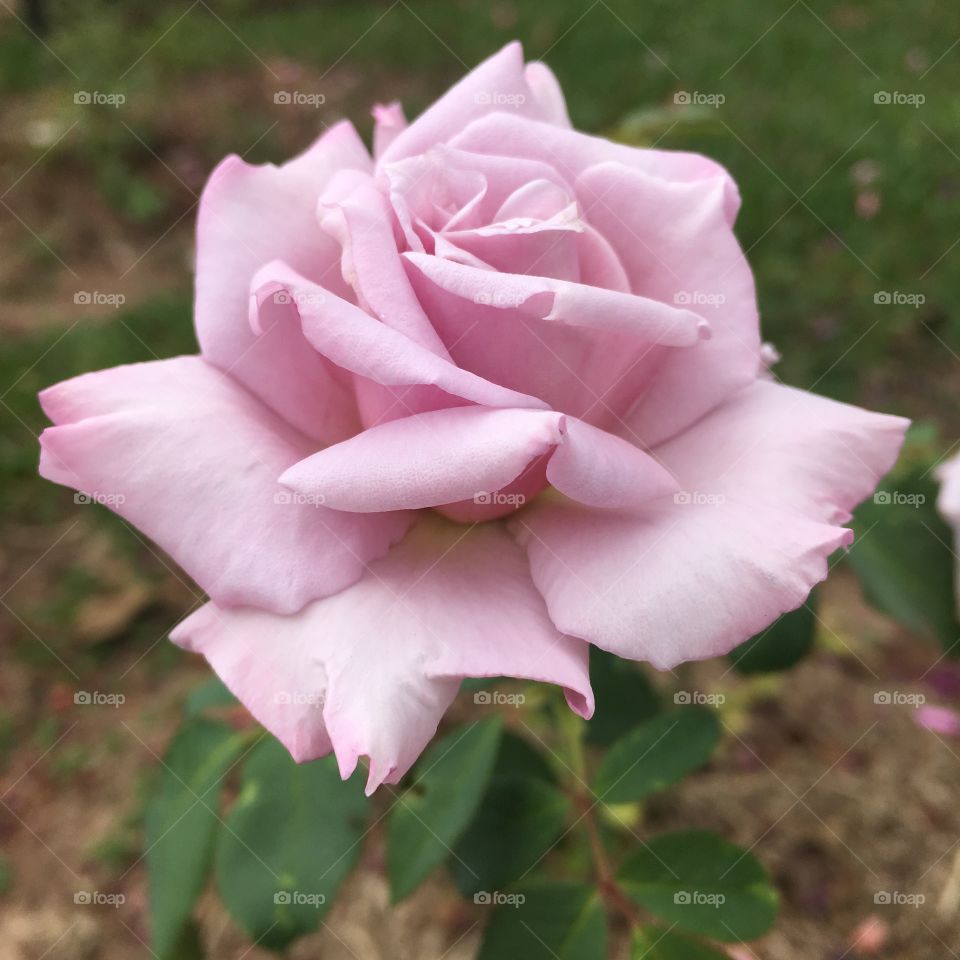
937 455 960 611
39 43 907 792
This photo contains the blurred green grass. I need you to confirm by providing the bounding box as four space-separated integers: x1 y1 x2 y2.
1 0 957 526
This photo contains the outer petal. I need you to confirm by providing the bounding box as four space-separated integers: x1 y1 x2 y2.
195 121 370 443
514 380 909 670
372 101 407 159
279 405 678 514
170 517 594 793
39 357 409 614
524 61 571 127
377 42 543 165
936 454 960 616
577 162 759 445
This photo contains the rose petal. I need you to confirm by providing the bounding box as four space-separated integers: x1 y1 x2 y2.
377 42 542 164
524 61 571 127
171 517 593 793
39 357 410 614
514 380 908 669
577 162 760 445
195 121 369 443
279 405 677 514
249 261 548 422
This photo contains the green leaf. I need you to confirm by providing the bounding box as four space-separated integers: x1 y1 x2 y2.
592 708 720 804
387 718 502 901
476 881 606 960
215 737 369 951
618 830 778 942
145 718 249 960
728 596 816 674
491 730 556 784
452 776 570 896
183 676 237 718
632 926 730 959
586 647 660 745
847 469 960 654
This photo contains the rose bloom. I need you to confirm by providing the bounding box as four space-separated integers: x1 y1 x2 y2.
40 44 907 792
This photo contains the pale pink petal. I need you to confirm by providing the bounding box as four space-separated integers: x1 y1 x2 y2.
402 251 708 425
524 61 571 127
403 252 708 346
514 380 908 669
39 357 409 614
280 406 565 513
372 101 407 159
936 454 960 616
377 42 541 165
195 121 370 443
936 454 960 523
281 406 678 516
171 517 593 793
577 162 760 445
318 170 447 353
450 111 741 223
249 261 547 421
545 417 678 510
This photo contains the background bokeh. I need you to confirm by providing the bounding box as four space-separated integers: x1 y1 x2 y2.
1 1 958 957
